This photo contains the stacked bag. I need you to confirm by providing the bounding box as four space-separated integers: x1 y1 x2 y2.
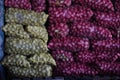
2 0 56 78
47 0 120 76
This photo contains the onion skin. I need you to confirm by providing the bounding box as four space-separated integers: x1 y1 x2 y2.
49 5 93 23
97 62 120 75
5 0 31 10
73 0 114 12
48 23 69 38
92 39 120 53
69 22 112 40
75 51 96 63
95 12 120 30
48 0 72 7
48 37 89 52
31 0 46 12
51 50 74 63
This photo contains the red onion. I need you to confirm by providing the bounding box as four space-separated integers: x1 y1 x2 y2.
95 12 120 30
48 23 69 38
48 0 72 7
73 0 114 12
48 37 89 52
75 51 96 63
115 0 120 12
92 39 120 53
31 0 46 12
51 50 74 63
69 22 112 40
97 62 120 75
49 5 93 23
5 0 31 10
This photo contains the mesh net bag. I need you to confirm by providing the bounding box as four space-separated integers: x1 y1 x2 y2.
5 38 48 56
8 64 52 77
26 25 48 43
5 8 48 26
3 23 30 38
2 54 30 68
28 53 56 66
5 0 31 10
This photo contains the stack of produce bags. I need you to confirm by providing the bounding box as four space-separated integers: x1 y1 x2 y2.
47 0 120 76
2 0 56 78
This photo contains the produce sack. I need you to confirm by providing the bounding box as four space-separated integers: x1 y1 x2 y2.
5 38 48 56
31 0 46 12
26 25 48 43
3 23 30 38
5 8 48 26
2 54 30 68
8 65 52 77
29 53 56 66
5 0 31 10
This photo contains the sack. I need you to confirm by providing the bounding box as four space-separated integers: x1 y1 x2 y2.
5 0 31 10
29 53 56 66
5 38 48 56
8 65 52 77
3 23 30 38
5 8 48 26
2 54 31 68
26 25 48 43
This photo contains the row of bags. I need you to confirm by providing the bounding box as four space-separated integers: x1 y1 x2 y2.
2 7 56 78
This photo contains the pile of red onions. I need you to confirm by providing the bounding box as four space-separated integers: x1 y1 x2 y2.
47 0 120 76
